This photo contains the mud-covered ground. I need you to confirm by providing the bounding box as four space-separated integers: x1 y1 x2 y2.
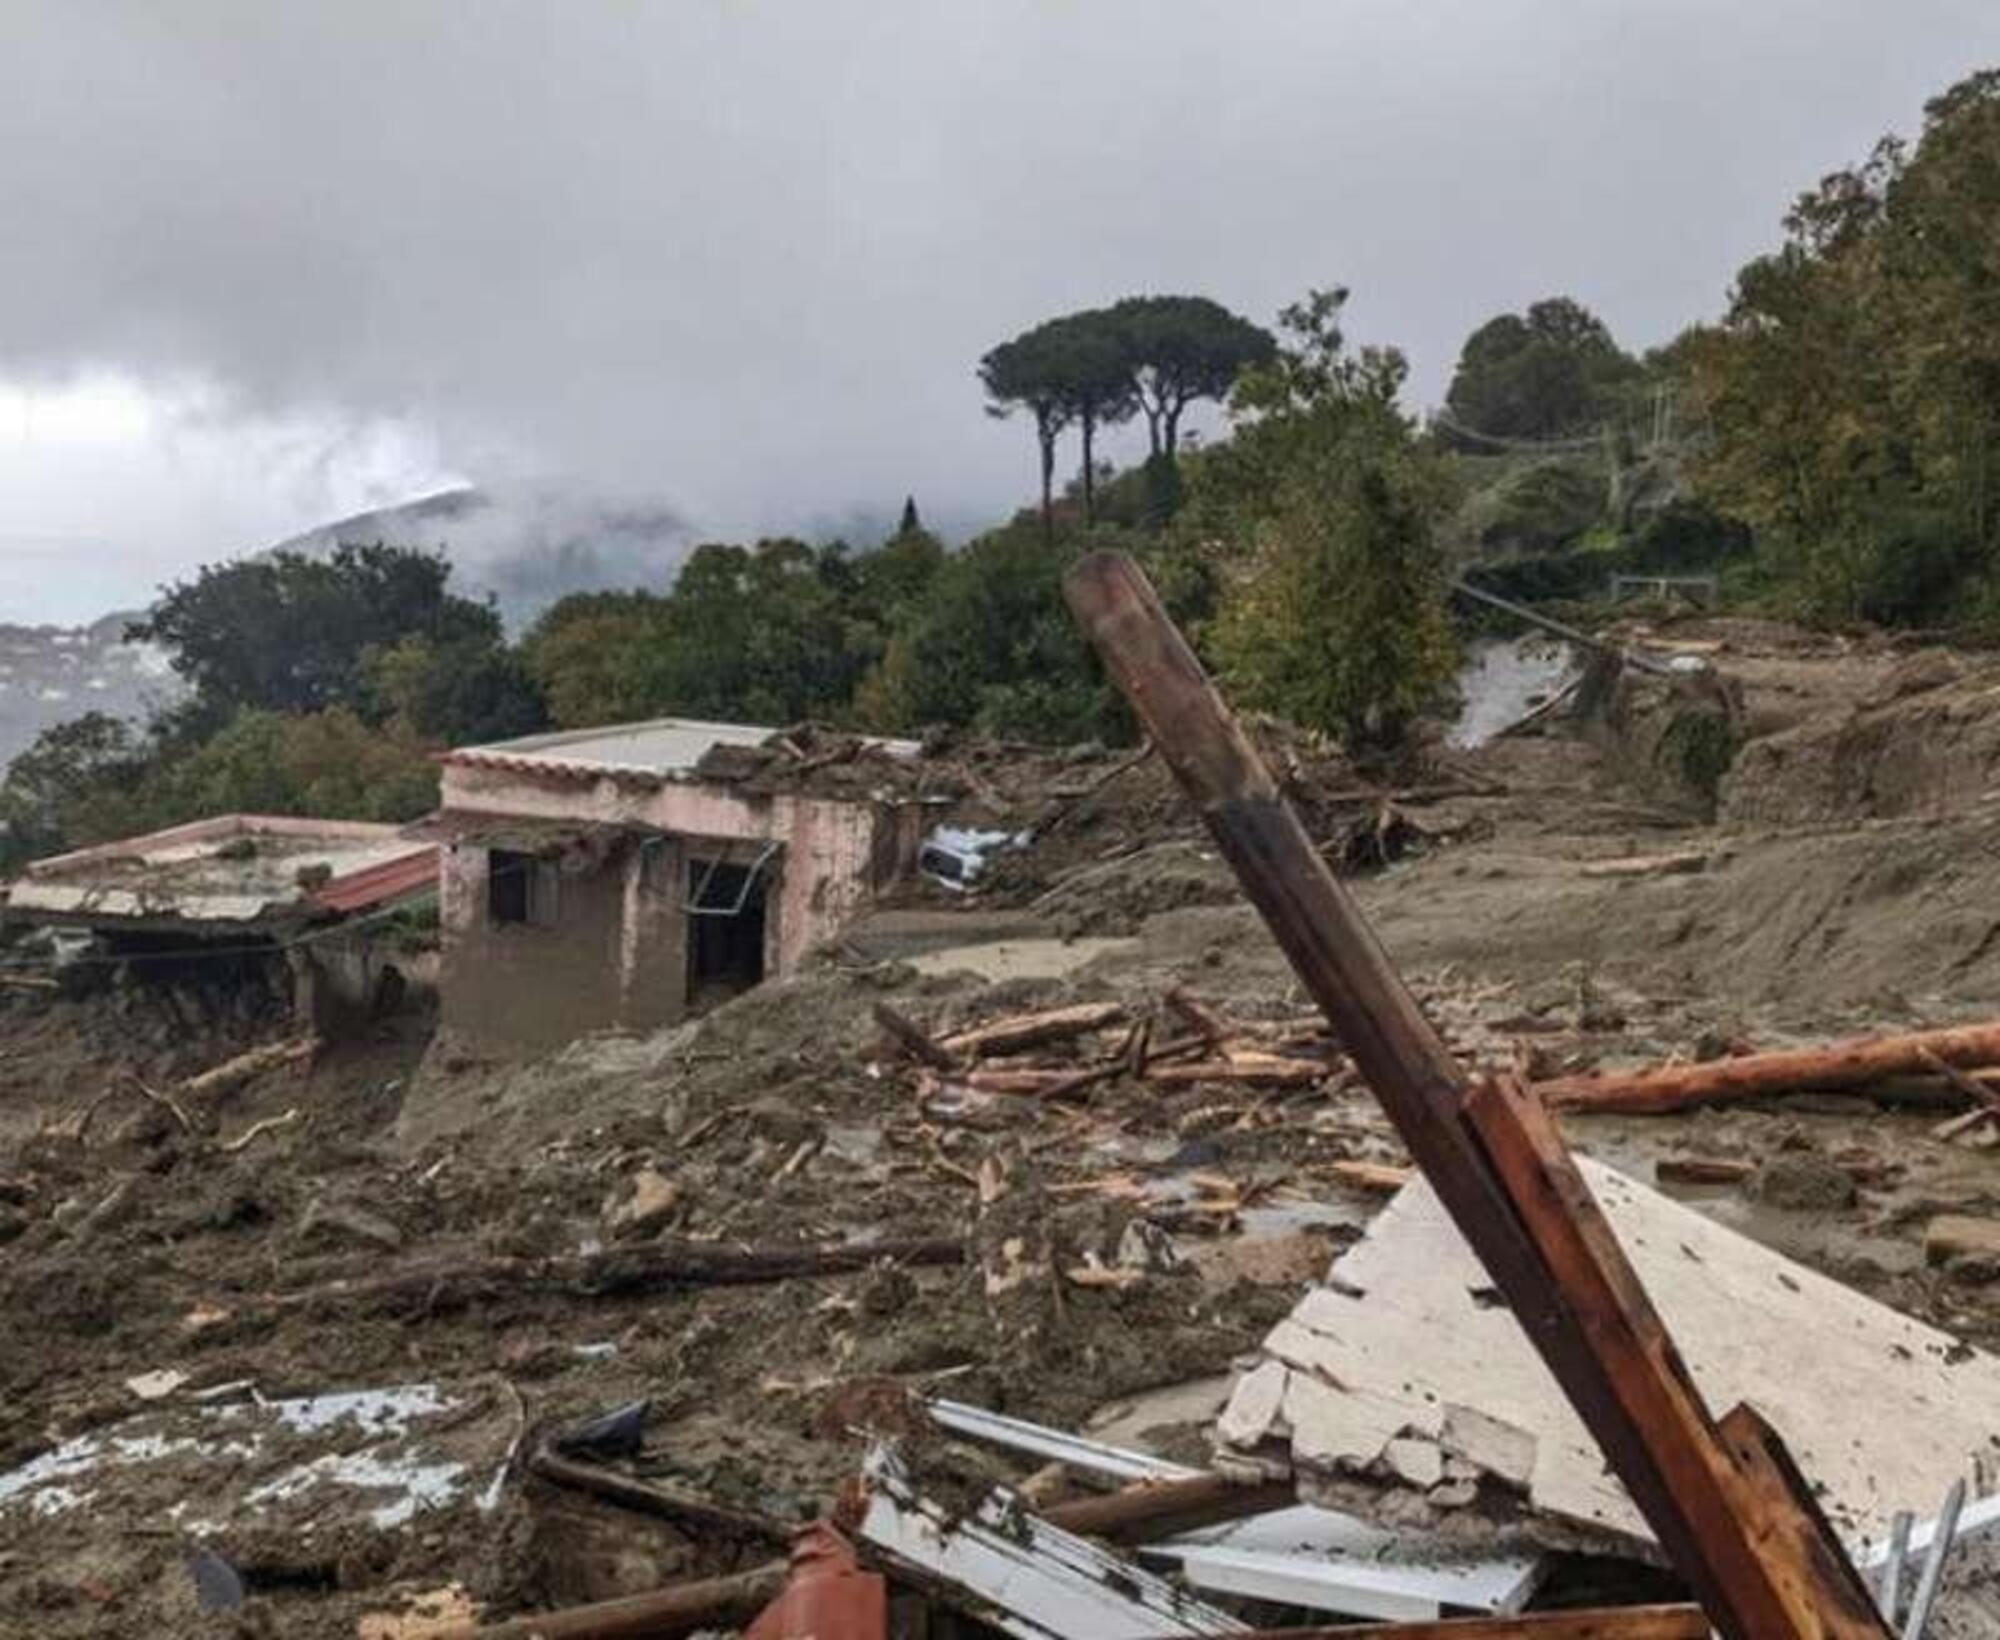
8 615 2000 1636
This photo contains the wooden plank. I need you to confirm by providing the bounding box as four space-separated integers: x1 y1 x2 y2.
1064 550 1889 1640
942 1001 1128 1058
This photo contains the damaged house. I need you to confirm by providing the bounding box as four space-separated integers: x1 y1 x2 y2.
1 814 438 1033
427 717 935 1052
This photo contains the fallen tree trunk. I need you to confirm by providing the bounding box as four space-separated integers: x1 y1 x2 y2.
1536 1020 2000 1114
440 1561 787 1640
245 1235 964 1319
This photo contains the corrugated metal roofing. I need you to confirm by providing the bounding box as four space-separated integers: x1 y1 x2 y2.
309 846 439 915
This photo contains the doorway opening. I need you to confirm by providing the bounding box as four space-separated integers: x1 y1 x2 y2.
685 857 769 1010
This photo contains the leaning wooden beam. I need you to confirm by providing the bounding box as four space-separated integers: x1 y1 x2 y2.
1535 1019 2000 1112
244 1235 964 1318
1064 550 1889 1640
1193 1605 1709 1640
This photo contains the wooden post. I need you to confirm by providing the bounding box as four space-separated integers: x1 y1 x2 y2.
1063 550 1889 1640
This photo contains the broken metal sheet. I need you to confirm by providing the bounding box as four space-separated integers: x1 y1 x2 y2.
1147 1505 1544 1623
855 1443 1245 1639
1216 1158 2000 1554
924 1398 1202 1483
927 1397 1544 1623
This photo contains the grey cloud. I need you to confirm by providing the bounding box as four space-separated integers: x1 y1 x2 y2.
1 0 1996 549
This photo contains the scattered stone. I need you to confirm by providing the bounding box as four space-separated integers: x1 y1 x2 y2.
125 1369 188 1401
605 1167 682 1240
1749 1153 1857 1211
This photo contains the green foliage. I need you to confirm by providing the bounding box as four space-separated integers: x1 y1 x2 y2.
366 633 548 744
129 541 503 722
1440 297 1640 447
1457 456 1607 557
1202 291 1458 756
524 538 887 730
1689 69 2000 626
1656 705 1744 810
142 708 439 824
854 518 1130 742
0 713 151 870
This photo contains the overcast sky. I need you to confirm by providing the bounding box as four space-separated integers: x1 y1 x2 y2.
1 1 1996 623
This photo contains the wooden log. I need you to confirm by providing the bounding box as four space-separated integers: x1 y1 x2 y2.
871 1002 956 1071
527 1444 792 1544
435 1561 787 1639
1655 1155 1755 1186
1143 1054 1327 1086
178 1035 317 1101
244 1235 965 1319
961 1033 1209 1099
1536 1021 2000 1114
1325 1159 1413 1194
1063 549 1889 1640
1039 1473 1295 1544
941 1001 1127 1059
1164 984 1231 1043
1207 1605 1708 1640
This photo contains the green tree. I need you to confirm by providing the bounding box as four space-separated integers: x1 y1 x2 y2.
980 325 1075 538
1199 287 1458 756
1440 297 1638 447
1048 311 1140 526
1686 68 2000 623
854 518 1127 742
525 539 880 729
0 713 152 868
128 541 503 722
143 708 439 823
365 633 549 745
1110 294 1276 463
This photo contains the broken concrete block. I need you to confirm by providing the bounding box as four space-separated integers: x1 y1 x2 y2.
1925 1214 2000 1267
606 1167 682 1240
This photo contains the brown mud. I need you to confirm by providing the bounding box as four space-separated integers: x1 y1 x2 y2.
7 619 2000 1633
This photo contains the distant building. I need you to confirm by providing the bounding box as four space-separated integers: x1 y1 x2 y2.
2 815 438 1033
426 718 937 1053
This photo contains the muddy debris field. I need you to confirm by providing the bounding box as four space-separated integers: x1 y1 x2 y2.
9 616 2000 1635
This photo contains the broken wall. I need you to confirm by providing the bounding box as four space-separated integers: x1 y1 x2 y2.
436 763 926 1052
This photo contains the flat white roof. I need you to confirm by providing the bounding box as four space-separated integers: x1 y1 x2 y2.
449 717 920 780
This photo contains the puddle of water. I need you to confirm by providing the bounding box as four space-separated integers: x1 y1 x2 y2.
1449 636 1582 748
